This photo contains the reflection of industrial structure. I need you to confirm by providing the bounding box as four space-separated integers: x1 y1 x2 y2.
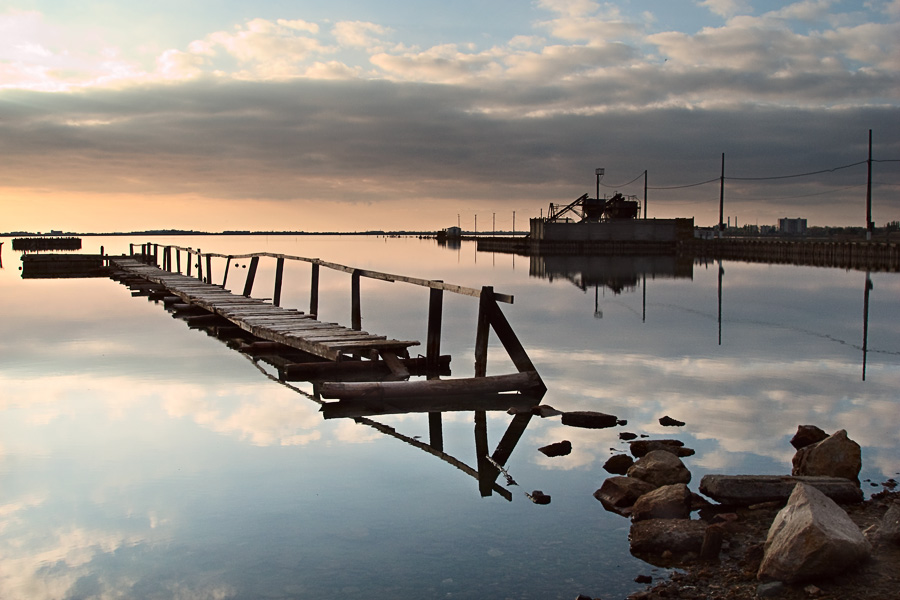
530 254 693 294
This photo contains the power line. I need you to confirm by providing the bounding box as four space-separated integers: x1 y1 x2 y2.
599 172 644 188
726 160 867 181
649 177 720 190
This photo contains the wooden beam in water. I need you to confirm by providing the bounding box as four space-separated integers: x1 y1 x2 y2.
318 371 541 399
280 355 450 381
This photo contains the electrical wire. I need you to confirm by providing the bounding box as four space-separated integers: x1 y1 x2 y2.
727 160 867 181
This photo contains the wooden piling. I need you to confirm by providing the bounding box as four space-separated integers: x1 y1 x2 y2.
273 257 285 307
310 262 320 318
223 257 232 288
426 284 444 373
474 286 493 377
351 269 361 331
243 256 259 297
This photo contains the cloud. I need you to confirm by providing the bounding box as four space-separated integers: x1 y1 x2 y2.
697 0 752 18
332 21 391 49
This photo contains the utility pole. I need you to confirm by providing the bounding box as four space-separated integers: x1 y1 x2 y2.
719 153 725 238
643 170 648 219
512 211 516 233
866 129 873 241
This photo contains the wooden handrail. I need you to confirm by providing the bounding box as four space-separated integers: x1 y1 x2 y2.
157 245 514 303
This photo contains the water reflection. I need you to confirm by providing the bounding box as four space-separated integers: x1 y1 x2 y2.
3 236 899 600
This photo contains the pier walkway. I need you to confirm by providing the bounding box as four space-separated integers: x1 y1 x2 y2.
111 257 418 363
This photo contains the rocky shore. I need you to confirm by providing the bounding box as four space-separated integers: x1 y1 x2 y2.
537 410 900 600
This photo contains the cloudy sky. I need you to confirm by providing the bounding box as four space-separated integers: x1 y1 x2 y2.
1 0 899 232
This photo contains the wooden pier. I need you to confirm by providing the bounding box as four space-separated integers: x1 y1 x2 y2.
112 244 546 400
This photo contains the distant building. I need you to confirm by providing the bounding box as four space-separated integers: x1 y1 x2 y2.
445 226 462 238
779 218 807 235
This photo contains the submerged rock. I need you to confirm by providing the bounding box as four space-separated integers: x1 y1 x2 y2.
538 440 572 457
626 450 691 488
560 411 618 429
629 439 695 458
792 429 861 485
528 490 551 504
603 454 634 475
758 483 870 583
790 424 829 450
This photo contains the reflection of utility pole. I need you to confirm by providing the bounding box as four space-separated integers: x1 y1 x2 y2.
717 260 724 345
862 271 872 381
594 286 603 319
642 273 646 322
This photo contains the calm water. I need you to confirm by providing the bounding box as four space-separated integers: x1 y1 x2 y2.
1 235 898 600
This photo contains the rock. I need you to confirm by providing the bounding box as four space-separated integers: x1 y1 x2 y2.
629 519 706 559
631 483 692 521
659 415 685 427
699 475 864 505
790 425 829 450
619 431 638 441
560 410 618 429
594 476 656 515
756 581 785 597
532 404 563 417
538 440 572 457
603 454 634 475
757 483 871 583
634 574 653 584
629 439 695 458
879 500 900 544
791 429 861 484
617 419 628 426
529 490 551 504
626 450 691 488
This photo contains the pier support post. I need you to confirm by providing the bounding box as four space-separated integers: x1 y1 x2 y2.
426 283 444 373
197 250 203 282
243 256 259 297
176 250 181 274
274 257 285 307
351 270 362 331
428 412 443 451
186 251 192 277
474 286 492 377
310 263 319 318
223 257 232 288
206 254 212 284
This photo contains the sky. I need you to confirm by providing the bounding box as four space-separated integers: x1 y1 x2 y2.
1 0 899 233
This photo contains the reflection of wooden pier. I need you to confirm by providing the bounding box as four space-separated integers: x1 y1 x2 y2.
108 244 547 501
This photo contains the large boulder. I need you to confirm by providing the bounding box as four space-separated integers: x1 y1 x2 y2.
594 476 656 516
627 450 691 488
699 475 864 505
880 500 900 545
757 483 871 583
631 483 692 521
791 429 861 484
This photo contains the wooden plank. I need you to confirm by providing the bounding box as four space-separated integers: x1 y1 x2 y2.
380 351 410 379
318 371 540 399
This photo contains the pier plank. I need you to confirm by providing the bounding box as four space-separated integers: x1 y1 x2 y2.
111 258 419 362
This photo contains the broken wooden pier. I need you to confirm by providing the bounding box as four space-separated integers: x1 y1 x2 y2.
114 243 546 400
